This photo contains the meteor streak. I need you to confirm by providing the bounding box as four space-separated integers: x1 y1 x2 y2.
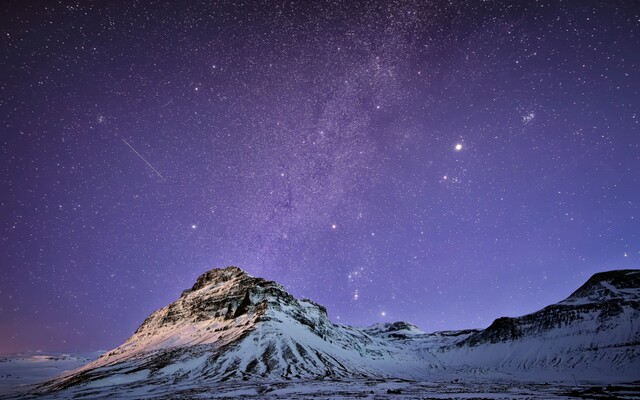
121 138 165 180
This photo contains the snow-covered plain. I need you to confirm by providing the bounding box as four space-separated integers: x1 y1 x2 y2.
0 352 98 396
4 374 640 399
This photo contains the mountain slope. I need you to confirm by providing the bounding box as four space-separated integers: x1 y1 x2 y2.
39 267 437 393
434 270 640 381
35 267 640 397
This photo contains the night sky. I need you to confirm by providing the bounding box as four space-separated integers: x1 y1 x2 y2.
1 1 639 354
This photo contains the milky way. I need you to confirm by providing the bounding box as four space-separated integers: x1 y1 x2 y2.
1 1 638 353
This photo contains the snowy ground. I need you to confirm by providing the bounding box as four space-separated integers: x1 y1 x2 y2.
1 352 639 399
188 380 640 400
1 356 639 400
5 377 640 399
0 352 98 397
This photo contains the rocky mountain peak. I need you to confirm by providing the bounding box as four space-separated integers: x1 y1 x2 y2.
185 266 248 293
90 267 309 365
67 266 339 377
160 267 296 326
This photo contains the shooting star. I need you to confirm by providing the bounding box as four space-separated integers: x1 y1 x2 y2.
121 138 165 180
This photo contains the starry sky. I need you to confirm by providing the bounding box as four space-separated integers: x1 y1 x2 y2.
1 0 639 354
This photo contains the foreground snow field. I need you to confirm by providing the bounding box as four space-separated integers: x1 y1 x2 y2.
0 353 98 395
4 375 640 399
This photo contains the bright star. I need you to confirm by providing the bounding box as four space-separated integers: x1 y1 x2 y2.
523 112 535 124
454 143 463 151
191 224 197 229
331 224 337 230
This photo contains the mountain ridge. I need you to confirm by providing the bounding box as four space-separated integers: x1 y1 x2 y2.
32 267 640 398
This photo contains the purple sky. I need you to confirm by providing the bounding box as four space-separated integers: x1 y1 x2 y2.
1 1 638 354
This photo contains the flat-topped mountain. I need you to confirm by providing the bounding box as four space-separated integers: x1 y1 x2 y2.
562 269 640 304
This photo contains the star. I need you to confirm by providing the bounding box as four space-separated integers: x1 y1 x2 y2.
523 112 535 124
2 0 633 357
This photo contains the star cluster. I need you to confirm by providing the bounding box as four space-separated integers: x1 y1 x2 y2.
0 1 638 353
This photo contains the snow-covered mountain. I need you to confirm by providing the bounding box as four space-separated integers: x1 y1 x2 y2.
39 267 429 394
33 267 640 397
429 270 640 382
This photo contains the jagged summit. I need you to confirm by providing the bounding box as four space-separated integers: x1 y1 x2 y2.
43 266 387 390
184 266 250 293
125 266 297 350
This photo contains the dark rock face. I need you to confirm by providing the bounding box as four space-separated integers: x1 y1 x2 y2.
134 266 296 332
565 270 640 303
185 266 246 293
468 317 521 343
